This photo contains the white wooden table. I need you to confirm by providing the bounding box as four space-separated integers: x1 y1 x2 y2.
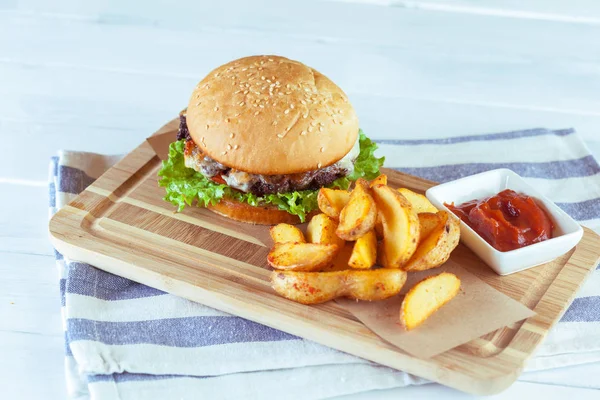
2 1 599 398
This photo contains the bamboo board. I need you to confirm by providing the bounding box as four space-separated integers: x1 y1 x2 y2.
49 119 600 395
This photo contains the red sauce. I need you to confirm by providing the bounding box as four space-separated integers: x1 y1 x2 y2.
445 189 554 252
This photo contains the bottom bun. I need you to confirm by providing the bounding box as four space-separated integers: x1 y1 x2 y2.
208 197 306 225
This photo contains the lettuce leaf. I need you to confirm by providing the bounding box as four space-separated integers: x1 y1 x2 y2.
158 130 384 222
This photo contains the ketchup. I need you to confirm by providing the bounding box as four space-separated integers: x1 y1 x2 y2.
445 189 554 252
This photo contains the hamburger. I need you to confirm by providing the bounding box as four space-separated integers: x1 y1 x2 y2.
158 55 384 224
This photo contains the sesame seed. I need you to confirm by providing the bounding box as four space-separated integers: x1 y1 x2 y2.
255 91 261 95
206 124 209 130
300 100 306 105
214 106 219 111
234 144 239 149
272 121 278 126
226 118 231 123
303 113 309 119
304 88 310 92
308 126 313 132
235 113 241 117
266 79 272 83
239 102 245 106
310 121 316 127
234 90 241 94
241 68 247 71
230 133 235 138
259 104 264 108
221 151 228 155
278 92 284 96
318 163 322 168
195 102 201 106
320 147 324 153
290 104 295 109
268 58 273 62
285 91 292 95
284 109 290 114
261 76 266 80
275 81 280 85
227 144 232 150
319 122 324 126
277 133 284 138
254 111 260 116
319 126 324 132
243 90 249 95
300 131 306 136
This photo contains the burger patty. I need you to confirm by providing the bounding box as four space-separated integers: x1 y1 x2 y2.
177 114 356 196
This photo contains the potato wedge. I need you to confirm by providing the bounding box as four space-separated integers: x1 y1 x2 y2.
348 230 377 269
418 212 442 241
370 174 387 187
336 179 377 241
374 214 384 240
267 242 338 272
399 272 461 330
271 268 407 304
317 188 350 219
323 242 354 272
270 223 305 244
307 214 344 248
371 185 420 268
404 211 460 272
398 188 438 214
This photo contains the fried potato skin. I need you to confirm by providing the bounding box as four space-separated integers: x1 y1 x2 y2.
372 185 420 268
348 230 377 269
336 179 378 241
271 268 407 304
267 242 339 272
270 223 306 244
317 188 350 219
306 214 345 248
370 174 388 187
399 272 461 330
398 188 438 214
403 211 460 272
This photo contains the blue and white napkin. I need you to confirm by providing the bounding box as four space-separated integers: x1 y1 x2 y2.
49 128 600 399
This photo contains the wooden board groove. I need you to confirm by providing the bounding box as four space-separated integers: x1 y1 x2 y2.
48 119 600 395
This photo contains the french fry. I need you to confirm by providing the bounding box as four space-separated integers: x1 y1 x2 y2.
370 174 387 187
417 212 443 241
270 223 306 244
323 242 354 272
399 272 461 330
267 242 338 272
336 179 378 241
317 188 350 219
371 184 420 268
374 215 384 239
348 230 377 269
306 214 344 248
403 211 460 272
398 188 438 214
271 268 407 304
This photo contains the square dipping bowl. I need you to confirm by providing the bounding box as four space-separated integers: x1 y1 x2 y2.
426 168 584 275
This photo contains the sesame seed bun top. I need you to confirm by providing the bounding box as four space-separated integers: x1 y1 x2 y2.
186 55 359 175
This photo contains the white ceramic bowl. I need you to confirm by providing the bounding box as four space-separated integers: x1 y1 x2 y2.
426 168 583 275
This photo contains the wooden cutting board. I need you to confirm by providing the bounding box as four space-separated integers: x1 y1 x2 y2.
49 119 600 395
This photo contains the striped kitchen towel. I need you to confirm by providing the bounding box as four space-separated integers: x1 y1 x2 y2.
49 128 600 399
